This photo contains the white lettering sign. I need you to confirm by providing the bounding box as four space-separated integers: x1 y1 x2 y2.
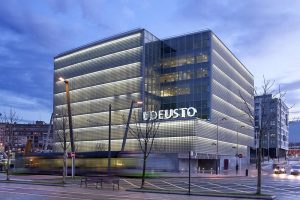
143 107 197 121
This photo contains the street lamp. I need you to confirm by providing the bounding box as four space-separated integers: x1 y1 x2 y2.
216 117 227 175
59 77 76 178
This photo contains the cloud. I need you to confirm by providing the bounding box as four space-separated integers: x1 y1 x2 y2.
1 0 300 121
0 89 52 122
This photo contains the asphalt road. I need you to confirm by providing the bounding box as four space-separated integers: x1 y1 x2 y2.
1 160 300 200
119 175 300 200
0 182 243 200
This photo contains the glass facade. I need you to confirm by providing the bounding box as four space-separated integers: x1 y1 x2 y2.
54 29 144 152
53 29 254 162
160 32 211 120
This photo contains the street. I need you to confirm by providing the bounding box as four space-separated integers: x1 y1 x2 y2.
118 175 300 200
0 182 243 200
1 161 300 200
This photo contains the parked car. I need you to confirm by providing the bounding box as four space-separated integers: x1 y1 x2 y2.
273 165 286 174
290 165 300 175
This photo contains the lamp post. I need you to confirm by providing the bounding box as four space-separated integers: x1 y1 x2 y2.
216 117 226 175
59 77 75 178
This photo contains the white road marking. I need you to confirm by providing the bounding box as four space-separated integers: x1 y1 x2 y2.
233 183 270 191
161 180 187 191
206 182 251 193
120 178 139 188
183 182 220 193
232 183 300 198
263 184 292 192
145 181 165 190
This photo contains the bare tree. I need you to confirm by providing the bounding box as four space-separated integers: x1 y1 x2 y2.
239 77 285 195
0 109 20 181
125 111 160 188
54 109 70 184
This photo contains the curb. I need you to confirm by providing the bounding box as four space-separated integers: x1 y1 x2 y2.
0 180 66 187
126 188 276 200
122 175 247 179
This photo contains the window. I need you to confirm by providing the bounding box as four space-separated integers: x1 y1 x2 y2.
196 53 208 63
161 86 190 97
160 71 192 83
196 68 208 78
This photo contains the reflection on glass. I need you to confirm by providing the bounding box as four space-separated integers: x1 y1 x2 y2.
160 71 192 83
161 53 208 69
196 68 208 78
161 87 190 97
196 53 208 63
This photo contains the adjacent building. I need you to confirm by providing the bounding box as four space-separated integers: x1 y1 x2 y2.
0 121 52 153
288 120 300 156
254 95 289 159
54 29 254 171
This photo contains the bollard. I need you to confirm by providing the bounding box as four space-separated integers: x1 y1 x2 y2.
245 169 248 176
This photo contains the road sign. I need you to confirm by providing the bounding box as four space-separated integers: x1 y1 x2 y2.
238 154 243 158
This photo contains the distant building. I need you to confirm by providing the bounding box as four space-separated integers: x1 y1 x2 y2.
0 121 52 153
254 94 289 159
288 120 300 156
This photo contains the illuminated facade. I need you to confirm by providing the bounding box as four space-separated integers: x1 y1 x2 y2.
54 29 254 171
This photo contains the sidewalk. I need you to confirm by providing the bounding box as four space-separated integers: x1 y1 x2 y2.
154 170 248 178
0 171 248 184
0 173 70 186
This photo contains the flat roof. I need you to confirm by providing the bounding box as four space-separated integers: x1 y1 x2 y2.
54 28 144 59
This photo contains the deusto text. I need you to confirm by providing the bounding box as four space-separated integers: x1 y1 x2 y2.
143 107 197 120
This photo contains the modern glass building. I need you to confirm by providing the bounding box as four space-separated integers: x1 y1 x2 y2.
54 28 254 171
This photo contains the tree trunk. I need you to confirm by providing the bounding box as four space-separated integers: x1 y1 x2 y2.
63 152 67 184
141 153 147 188
141 141 148 189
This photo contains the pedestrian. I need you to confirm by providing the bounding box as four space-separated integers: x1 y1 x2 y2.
236 164 239 175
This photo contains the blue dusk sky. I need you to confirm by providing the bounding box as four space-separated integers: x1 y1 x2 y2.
1 0 300 123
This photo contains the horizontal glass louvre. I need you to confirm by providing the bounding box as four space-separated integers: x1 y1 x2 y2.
54 77 141 105
55 33 142 69
54 47 142 79
54 62 141 94
54 93 141 116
